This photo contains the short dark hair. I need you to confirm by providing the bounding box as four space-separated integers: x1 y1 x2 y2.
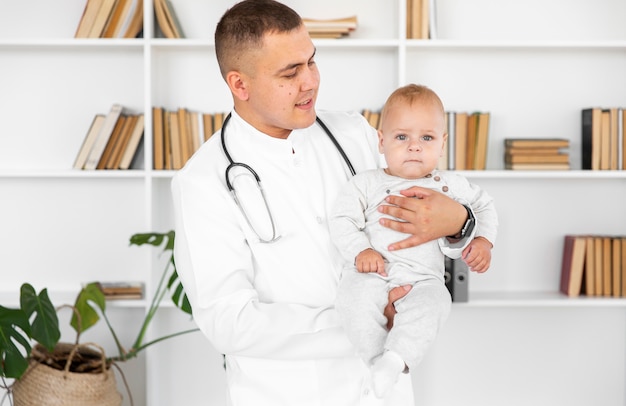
215 0 303 78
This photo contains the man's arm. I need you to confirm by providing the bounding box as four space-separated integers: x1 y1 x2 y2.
378 186 468 251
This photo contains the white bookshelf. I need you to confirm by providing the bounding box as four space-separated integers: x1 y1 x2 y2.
1 0 625 405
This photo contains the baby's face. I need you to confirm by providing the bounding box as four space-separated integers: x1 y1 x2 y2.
378 100 447 179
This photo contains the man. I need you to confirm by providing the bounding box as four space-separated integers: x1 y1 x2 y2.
171 1 473 405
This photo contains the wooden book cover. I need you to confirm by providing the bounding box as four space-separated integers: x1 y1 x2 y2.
73 114 105 169
119 114 145 170
593 236 603 296
123 0 143 38
163 109 172 169
612 237 622 297
107 114 138 169
168 111 183 169
465 113 478 169
581 108 601 170
609 107 619 170
84 104 124 170
473 112 490 170
97 114 127 169
584 236 596 296
618 109 626 169
599 110 610 170
454 112 468 170
75 0 102 38
101 0 132 38
189 111 201 155
177 108 192 165
602 237 612 296
504 163 570 170
410 0 423 39
505 153 569 164
505 146 563 155
202 113 214 142
214 112 225 132
153 107 165 170
559 235 586 297
505 138 570 149
87 0 118 38
622 237 626 297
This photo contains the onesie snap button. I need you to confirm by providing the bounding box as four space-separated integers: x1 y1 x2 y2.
442 186 449 192
434 175 441 181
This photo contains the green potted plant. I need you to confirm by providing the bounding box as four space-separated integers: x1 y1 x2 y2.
0 231 195 405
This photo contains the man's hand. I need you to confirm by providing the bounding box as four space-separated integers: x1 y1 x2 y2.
384 285 412 330
355 248 387 276
462 237 493 273
378 187 467 251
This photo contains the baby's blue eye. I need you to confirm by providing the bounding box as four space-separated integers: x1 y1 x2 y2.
396 134 407 141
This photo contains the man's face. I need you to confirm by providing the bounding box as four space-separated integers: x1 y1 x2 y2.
240 25 320 139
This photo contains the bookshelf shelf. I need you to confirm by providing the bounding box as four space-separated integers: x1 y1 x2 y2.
1 0 624 405
464 291 626 308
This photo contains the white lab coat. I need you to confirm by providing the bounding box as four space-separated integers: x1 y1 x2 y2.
171 110 418 405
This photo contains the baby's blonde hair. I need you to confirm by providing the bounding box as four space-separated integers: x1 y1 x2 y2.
379 84 445 127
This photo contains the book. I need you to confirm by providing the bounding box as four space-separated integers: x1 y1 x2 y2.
505 138 570 149
84 104 125 170
154 0 184 39
97 114 128 169
473 112 490 170
622 237 626 297
168 111 183 169
504 163 570 170
107 114 139 169
446 111 456 170
599 109 610 170
559 235 586 297
505 153 569 164
118 114 145 170
612 237 622 297
465 113 478 169
584 236 596 295
153 107 165 170
102 0 133 38
75 0 103 38
202 113 215 142
602 237 612 296
303 15 357 38
454 112 468 170
581 108 602 170
593 237 603 297
87 0 118 38
96 281 143 300
177 108 192 165
122 0 143 38
73 114 105 169
505 146 564 155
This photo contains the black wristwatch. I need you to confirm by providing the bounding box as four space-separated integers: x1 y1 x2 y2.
447 204 475 240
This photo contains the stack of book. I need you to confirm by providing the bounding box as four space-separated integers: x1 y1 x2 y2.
152 107 227 170
504 138 570 170
74 0 143 38
581 107 625 170
406 0 436 39
441 111 491 170
74 104 145 170
96 281 144 300
153 0 184 38
361 109 381 130
302 16 357 39
560 234 626 298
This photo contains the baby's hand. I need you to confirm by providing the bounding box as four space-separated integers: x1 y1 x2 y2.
462 237 493 273
355 248 387 276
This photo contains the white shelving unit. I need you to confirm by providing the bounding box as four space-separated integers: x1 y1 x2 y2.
1 0 625 405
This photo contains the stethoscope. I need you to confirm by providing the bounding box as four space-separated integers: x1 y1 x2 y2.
221 112 356 243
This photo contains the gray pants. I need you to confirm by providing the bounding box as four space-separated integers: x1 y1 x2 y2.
336 271 452 371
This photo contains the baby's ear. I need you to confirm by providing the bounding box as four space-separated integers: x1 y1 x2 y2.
377 130 385 153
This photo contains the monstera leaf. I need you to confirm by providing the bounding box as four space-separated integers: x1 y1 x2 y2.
0 284 60 379
130 231 191 315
